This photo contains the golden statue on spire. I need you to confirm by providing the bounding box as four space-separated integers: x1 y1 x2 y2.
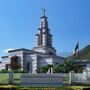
42 8 46 16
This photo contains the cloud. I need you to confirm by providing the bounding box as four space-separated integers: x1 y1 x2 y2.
3 48 14 53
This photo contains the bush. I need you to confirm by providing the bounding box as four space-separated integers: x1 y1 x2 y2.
12 70 28 73
0 69 28 73
0 69 9 73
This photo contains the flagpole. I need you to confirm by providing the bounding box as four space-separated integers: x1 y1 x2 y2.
78 41 79 60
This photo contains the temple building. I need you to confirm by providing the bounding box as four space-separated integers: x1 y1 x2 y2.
0 10 64 73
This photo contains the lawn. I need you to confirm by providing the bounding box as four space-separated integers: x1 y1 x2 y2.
0 73 21 85
14 73 21 84
0 86 90 90
0 73 9 84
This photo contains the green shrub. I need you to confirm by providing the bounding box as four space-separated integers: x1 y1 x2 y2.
12 70 28 73
0 69 9 73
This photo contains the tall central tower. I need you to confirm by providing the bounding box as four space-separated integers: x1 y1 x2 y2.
33 9 56 55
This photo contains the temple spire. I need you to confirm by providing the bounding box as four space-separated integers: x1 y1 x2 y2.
33 9 56 55
35 9 52 47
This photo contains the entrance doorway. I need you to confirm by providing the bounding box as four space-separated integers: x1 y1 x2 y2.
10 56 20 70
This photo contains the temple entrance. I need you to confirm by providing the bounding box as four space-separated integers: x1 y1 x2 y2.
10 56 21 70
26 62 30 71
5 64 10 70
26 62 32 73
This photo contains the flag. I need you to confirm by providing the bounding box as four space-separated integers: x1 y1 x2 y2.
75 42 79 52
73 42 79 56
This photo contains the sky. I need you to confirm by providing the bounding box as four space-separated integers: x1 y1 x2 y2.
0 0 90 57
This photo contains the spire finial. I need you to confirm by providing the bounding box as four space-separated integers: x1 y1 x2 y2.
42 8 46 16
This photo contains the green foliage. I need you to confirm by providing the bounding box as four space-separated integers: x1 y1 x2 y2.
0 73 21 85
12 70 28 73
72 64 84 73
0 69 9 73
47 64 53 68
54 60 73 73
37 66 48 73
0 69 28 73
37 64 53 73
54 60 84 73
37 61 84 73
79 45 90 60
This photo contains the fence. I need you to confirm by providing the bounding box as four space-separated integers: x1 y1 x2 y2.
69 71 90 84
0 71 90 86
21 73 63 87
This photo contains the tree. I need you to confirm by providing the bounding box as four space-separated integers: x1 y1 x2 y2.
10 61 21 70
54 59 84 73
54 60 73 73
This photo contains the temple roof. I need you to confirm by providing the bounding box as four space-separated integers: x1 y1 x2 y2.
8 48 32 53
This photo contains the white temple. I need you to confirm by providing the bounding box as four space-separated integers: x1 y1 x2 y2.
0 10 64 73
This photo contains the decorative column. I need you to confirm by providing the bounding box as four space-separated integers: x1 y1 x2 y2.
31 54 37 74
35 34 40 47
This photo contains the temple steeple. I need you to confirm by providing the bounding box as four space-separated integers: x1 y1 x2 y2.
36 9 52 47
33 9 56 55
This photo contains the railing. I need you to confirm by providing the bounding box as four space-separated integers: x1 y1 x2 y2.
69 72 90 84
21 73 64 87
0 72 90 85
74 73 90 83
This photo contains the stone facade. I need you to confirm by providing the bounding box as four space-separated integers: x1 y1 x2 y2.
0 10 64 73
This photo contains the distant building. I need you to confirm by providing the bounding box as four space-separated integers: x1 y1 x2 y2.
0 10 64 73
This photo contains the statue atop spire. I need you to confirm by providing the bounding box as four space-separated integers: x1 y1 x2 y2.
42 8 46 16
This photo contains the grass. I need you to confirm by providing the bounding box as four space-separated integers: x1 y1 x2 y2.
0 73 21 85
14 73 21 84
0 86 90 90
0 73 9 84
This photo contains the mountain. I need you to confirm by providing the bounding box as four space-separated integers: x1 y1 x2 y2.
58 52 72 57
68 45 90 60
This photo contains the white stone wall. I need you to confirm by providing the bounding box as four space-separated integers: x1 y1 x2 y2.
0 49 64 73
30 54 38 73
33 47 56 55
0 57 10 70
0 64 5 70
38 57 53 67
